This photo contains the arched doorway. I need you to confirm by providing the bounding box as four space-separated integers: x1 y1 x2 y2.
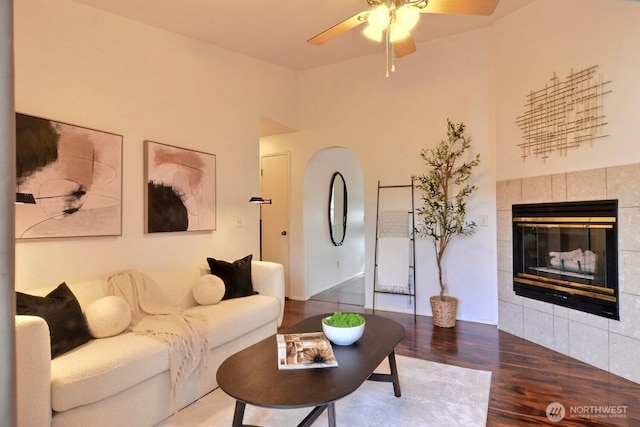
303 147 365 305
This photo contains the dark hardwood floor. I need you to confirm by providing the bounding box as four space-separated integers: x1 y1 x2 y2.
280 299 640 426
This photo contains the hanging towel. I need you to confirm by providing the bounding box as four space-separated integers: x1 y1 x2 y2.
378 210 410 238
377 237 410 293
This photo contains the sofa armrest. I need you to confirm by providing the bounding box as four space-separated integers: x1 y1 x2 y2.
251 261 285 327
15 315 52 427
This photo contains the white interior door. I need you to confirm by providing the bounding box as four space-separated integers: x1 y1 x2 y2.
261 153 290 296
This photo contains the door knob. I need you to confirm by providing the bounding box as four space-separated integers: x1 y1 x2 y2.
281 231 287 236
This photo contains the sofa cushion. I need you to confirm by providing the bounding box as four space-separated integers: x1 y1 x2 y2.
186 294 280 349
192 274 225 305
85 296 132 338
50 332 168 412
207 255 258 300
16 283 92 358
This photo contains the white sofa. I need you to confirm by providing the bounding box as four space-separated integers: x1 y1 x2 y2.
15 261 285 427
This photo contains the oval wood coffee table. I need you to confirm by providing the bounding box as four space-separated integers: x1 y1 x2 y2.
217 313 405 427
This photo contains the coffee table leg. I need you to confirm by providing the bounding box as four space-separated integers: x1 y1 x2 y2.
367 350 402 397
388 351 401 397
327 402 336 427
232 400 245 427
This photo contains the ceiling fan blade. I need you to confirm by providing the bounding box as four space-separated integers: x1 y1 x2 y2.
307 11 369 45
416 0 500 16
393 35 416 58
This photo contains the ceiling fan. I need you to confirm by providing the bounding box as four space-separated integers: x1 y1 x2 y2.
307 0 500 75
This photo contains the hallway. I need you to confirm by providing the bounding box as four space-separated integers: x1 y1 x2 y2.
310 275 365 306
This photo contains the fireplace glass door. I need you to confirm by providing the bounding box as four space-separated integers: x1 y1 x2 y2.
512 200 618 320
517 223 610 287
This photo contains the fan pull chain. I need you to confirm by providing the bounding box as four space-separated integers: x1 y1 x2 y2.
385 27 390 77
384 25 397 77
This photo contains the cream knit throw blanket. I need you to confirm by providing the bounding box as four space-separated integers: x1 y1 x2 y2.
106 270 208 408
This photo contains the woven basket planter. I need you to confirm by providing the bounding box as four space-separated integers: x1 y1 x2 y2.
430 295 458 328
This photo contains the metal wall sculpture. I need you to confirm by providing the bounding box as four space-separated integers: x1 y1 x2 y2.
516 66 611 161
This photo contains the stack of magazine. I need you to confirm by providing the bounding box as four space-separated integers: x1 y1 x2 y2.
277 332 338 370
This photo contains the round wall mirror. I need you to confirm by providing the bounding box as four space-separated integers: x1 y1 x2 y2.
329 172 347 246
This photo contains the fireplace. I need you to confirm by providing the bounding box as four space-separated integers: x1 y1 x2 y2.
512 200 619 320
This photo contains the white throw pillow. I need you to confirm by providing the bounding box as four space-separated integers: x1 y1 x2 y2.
193 274 225 305
85 296 131 338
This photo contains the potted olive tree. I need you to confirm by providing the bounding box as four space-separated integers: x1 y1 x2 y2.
413 119 480 328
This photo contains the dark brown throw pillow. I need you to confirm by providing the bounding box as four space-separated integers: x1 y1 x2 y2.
16 283 92 358
207 254 258 300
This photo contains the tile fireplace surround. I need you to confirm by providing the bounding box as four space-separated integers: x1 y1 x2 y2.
497 163 640 384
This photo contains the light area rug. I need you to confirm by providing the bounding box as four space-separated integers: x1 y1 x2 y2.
158 355 492 427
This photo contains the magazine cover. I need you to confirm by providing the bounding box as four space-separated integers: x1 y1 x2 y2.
277 332 338 370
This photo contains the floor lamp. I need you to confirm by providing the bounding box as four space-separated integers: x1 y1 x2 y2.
249 196 272 260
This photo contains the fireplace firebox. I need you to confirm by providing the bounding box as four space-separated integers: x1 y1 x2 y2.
512 200 619 320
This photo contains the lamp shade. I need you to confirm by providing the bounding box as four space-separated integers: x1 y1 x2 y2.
363 24 383 42
16 192 36 204
395 6 419 32
367 5 390 31
249 196 272 204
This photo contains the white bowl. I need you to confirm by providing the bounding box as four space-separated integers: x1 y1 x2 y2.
322 318 365 346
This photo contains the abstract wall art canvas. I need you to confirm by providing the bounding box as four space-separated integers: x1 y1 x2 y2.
145 140 216 233
15 113 123 239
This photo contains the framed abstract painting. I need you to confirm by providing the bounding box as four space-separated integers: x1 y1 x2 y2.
145 140 216 233
15 113 123 239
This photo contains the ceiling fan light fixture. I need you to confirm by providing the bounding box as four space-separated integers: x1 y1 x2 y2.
307 0 500 76
395 6 420 32
367 4 390 31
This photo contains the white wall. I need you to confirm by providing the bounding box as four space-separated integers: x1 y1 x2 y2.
268 27 499 323
494 0 640 179
303 147 365 298
13 0 298 290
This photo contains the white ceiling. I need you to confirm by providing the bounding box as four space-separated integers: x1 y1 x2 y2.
68 0 533 71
